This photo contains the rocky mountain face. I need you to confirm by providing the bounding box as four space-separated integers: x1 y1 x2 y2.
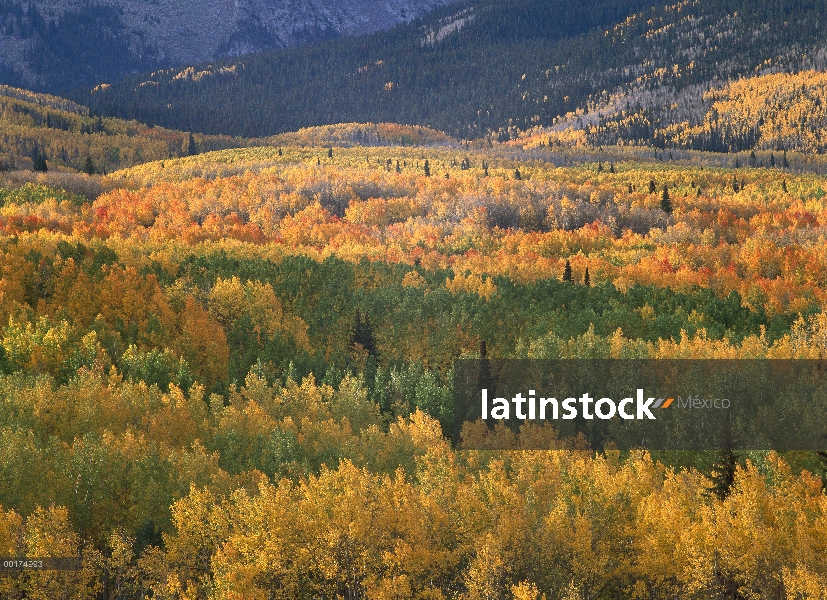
0 0 461 92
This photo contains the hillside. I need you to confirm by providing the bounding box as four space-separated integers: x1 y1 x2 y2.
582 70 827 153
3 136 827 596
81 0 827 147
0 85 245 175
5 60 827 592
264 122 457 148
79 0 655 137
0 0 461 93
0 84 463 179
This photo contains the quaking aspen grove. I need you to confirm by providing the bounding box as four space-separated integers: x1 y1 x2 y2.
1 127 827 598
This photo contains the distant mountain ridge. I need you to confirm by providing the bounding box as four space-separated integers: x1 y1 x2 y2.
0 0 461 92
79 0 827 147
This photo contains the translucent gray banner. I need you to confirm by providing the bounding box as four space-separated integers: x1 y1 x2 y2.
453 360 827 450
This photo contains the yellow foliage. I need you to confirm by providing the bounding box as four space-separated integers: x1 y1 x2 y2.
445 272 497 300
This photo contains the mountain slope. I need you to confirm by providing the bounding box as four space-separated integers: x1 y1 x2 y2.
539 68 827 155
0 0 461 93
0 85 242 174
80 0 827 145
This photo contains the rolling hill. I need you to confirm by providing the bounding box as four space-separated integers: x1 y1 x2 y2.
0 84 243 175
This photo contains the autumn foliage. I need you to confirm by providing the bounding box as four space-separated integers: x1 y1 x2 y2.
1 140 827 598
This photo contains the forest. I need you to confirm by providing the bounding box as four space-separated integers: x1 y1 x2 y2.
1 106 827 596
80 0 827 145
0 87 243 175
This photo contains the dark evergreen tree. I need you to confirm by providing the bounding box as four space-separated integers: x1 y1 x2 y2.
782 180 788 193
328 147 333 159
707 416 738 501
83 155 95 175
609 162 615 173
33 152 48 172
424 160 430 177
627 183 633 194
186 132 196 156
597 162 603 173
782 150 789 168
476 339 495 428
649 179 656 193
514 168 521 180
749 150 756 166
133 518 164 556
351 309 378 358
816 449 827 489
584 267 590 287
770 152 775 167
278 148 283 156
482 161 489 177
562 259 573 282
661 185 672 214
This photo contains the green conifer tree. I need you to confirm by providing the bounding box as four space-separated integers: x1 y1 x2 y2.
186 133 196 156
351 309 378 358
661 186 672 214
563 260 573 282
33 152 47 172
707 416 738 501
